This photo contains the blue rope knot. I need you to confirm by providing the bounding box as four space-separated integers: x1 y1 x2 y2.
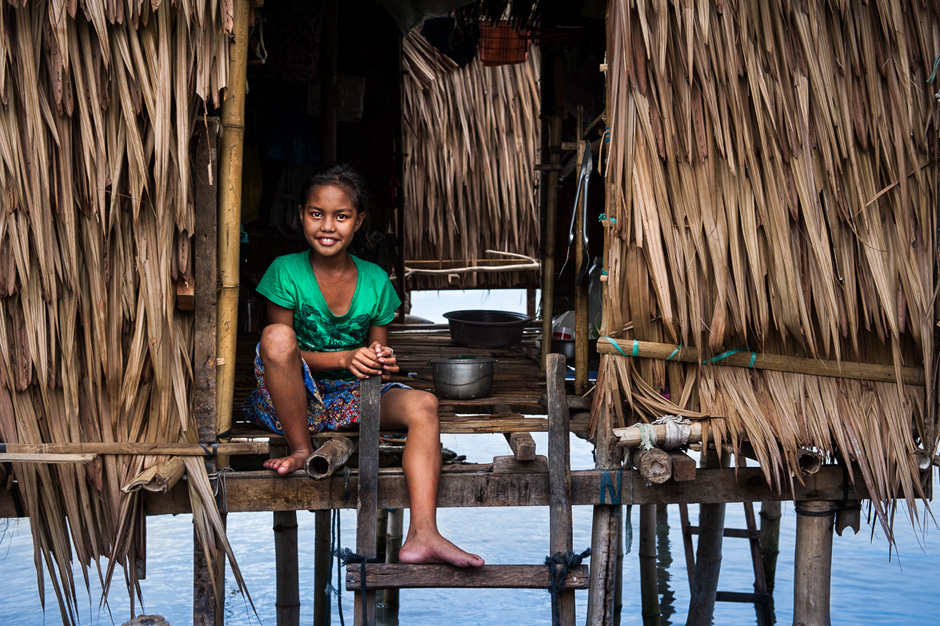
545 548 592 626
336 548 382 626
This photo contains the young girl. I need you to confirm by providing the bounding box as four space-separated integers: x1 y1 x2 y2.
244 164 483 568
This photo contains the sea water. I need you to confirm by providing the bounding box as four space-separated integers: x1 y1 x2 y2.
3 291 939 625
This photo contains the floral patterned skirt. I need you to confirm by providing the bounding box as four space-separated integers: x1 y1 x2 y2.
242 344 409 435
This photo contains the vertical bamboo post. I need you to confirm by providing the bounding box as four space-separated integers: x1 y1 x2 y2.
215 0 249 450
274 511 300 625
194 117 223 626
540 50 564 370
314 5 339 623
793 501 834 626
393 30 407 318
547 353 575 626
384 509 403 612
375 508 389 607
574 108 589 394
758 501 781 592
639 504 661 625
686 448 727 626
355 376 381 626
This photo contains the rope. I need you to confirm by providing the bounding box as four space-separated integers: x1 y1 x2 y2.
545 548 591 626
335 548 382 626
208 467 235 514
651 415 693 450
636 424 655 450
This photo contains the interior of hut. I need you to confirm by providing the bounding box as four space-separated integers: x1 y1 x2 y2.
228 0 609 450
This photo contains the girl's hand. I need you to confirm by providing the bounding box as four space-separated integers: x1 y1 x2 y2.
370 342 400 381
343 347 384 379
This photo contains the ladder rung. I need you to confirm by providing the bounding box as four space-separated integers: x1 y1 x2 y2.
683 525 760 539
346 563 590 590
715 591 772 604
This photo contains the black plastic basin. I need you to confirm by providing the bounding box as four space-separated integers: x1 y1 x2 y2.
443 310 532 348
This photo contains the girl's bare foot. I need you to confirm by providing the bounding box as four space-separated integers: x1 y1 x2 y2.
399 532 484 568
263 450 309 475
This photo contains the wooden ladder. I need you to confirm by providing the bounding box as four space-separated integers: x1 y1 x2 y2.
678 457 773 624
347 354 587 626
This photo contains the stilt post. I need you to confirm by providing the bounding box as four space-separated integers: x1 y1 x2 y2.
639 504 661 625
313 511 331 626
685 448 727 626
274 511 300 626
193 115 222 626
384 509 403 611
547 354 575 626
793 501 834 626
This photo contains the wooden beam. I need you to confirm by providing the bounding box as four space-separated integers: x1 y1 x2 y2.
668 451 696 482
346 564 590 590
492 455 548 474
0 466 867 519
0 441 266 456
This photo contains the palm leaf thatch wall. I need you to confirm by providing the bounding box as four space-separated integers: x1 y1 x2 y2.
597 0 939 534
0 0 239 621
401 30 540 291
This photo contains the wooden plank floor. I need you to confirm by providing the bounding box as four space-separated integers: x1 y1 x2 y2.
230 324 588 439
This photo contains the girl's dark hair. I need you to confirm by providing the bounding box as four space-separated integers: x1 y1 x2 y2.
298 163 369 213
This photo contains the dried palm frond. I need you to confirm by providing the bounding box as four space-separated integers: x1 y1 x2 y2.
401 30 540 291
0 1 234 622
596 0 940 539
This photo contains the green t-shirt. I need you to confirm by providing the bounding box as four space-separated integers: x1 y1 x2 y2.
256 251 401 380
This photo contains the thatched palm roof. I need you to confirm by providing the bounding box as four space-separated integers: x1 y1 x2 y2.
595 0 939 535
0 1 238 622
402 30 540 290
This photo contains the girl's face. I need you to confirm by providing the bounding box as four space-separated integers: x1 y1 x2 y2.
298 184 364 260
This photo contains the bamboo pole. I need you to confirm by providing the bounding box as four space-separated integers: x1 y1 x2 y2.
639 505 661 626
758 501 782 593
274 511 300 626
597 338 925 385
793 501 835 626
0 453 97 464
540 50 564 370
686 449 727 626
0 442 268 456
216 0 250 447
574 107 589 394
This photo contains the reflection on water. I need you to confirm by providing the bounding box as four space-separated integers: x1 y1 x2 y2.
656 504 676 625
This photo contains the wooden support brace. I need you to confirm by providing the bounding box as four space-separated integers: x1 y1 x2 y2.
547 353 577 626
507 432 537 461
493 455 548 474
668 450 696 482
347 564 590 590
354 375 381 626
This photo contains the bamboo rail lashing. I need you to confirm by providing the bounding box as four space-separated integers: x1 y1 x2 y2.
596 338 926 385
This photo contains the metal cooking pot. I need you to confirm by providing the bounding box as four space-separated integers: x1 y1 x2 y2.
443 310 532 348
429 358 497 399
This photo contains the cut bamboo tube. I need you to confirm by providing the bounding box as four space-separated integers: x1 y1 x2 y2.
796 449 824 475
596 338 925 385
305 436 357 479
793 501 835 626
215 0 250 446
0 442 268 456
633 448 672 484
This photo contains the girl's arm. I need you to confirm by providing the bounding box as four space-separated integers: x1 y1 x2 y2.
266 301 390 379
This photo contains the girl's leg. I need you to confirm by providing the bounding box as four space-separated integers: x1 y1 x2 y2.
379 388 484 567
259 324 313 474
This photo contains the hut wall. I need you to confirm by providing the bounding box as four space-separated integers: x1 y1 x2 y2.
597 0 939 530
401 30 541 291
0 1 232 620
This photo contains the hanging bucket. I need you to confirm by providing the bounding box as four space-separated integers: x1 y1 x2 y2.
478 22 529 67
